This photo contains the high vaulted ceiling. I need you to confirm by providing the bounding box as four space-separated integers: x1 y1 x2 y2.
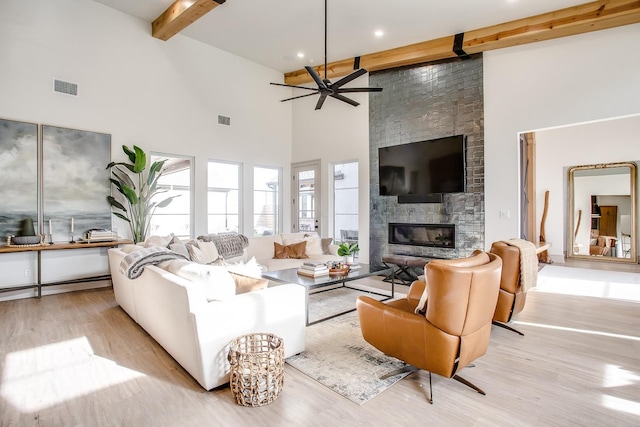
93 0 639 82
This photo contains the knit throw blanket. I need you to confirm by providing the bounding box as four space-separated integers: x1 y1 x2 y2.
501 239 538 292
120 246 188 279
198 233 249 259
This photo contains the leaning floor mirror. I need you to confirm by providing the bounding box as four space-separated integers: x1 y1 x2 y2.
568 162 637 263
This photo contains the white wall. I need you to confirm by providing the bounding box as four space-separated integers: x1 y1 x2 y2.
291 77 370 262
535 117 640 259
0 0 292 298
484 23 640 261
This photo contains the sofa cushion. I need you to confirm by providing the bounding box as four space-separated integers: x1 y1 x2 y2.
163 259 236 302
120 244 144 254
246 234 283 260
274 241 309 259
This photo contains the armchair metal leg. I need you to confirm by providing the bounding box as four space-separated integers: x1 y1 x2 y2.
379 365 418 379
379 366 434 404
452 374 486 395
492 320 525 336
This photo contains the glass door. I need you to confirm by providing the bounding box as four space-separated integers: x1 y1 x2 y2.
292 161 320 234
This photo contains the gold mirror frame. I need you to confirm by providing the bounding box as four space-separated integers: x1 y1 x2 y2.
568 162 637 263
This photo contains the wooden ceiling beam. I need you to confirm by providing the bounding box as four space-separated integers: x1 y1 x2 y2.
284 0 640 85
152 0 226 41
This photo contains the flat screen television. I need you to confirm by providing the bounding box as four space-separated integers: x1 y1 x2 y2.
378 135 466 196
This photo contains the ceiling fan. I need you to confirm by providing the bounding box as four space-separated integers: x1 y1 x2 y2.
270 0 382 110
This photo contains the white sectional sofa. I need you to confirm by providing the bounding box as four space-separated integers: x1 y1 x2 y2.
108 247 306 391
244 232 341 271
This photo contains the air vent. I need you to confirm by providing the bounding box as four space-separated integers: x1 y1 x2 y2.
218 115 231 126
53 79 78 96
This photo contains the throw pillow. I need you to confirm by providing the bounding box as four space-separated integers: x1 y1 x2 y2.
163 259 236 302
273 241 309 259
229 272 269 294
144 234 174 248
282 234 323 256
303 235 323 256
415 281 429 315
196 240 221 264
225 256 263 278
168 236 190 259
321 237 333 255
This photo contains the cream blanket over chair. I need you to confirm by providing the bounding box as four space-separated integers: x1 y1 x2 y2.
501 239 538 292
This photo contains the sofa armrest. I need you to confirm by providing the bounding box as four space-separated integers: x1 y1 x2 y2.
190 284 306 389
328 244 339 256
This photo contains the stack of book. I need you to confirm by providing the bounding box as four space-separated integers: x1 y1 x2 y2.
82 229 117 242
297 261 330 277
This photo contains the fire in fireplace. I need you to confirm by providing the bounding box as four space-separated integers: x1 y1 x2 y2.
388 223 455 248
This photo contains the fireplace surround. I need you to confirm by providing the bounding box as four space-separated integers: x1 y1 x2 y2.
388 223 455 249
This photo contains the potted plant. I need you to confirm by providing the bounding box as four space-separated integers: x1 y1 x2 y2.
337 242 359 265
106 145 178 243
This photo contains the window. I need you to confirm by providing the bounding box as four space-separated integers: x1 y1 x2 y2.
208 160 241 234
149 153 193 239
333 161 359 244
253 166 281 236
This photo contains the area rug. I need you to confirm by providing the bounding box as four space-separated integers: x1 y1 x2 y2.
286 309 411 405
307 285 392 324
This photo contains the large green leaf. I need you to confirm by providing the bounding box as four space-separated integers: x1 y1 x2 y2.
132 145 146 174
121 184 139 205
122 145 136 164
107 195 127 212
156 195 179 208
112 212 131 223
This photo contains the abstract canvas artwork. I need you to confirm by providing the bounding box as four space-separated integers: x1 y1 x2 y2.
0 118 38 238
42 125 111 242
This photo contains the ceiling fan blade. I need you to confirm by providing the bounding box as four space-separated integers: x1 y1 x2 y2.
330 93 360 107
280 92 319 102
336 87 383 93
331 68 367 88
305 66 328 90
315 93 328 110
270 82 319 91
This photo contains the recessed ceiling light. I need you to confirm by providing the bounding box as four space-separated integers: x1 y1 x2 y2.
297 52 305 58
374 30 384 38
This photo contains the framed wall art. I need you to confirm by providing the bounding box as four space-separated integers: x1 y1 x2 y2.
0 118 39 239
42 125 111 242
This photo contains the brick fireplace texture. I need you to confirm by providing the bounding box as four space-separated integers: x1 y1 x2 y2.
369 55 484 265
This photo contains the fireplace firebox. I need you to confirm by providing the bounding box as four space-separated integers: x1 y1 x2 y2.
388 223 455 248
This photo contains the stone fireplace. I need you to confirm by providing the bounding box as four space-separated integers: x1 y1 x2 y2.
388 223 455 249
369 55 485 264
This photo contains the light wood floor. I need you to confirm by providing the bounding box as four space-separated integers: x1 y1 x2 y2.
1 268 639 426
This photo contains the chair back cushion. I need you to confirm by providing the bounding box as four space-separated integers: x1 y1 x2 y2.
490 241 521 294
425 252 502 334
425 252 502 372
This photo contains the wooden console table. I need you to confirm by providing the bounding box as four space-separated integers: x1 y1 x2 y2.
0 239 132 298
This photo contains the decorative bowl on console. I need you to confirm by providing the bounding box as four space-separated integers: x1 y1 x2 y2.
11 235 42 245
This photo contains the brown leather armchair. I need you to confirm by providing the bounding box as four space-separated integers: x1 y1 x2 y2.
356 251 502 403
490 241 528 335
